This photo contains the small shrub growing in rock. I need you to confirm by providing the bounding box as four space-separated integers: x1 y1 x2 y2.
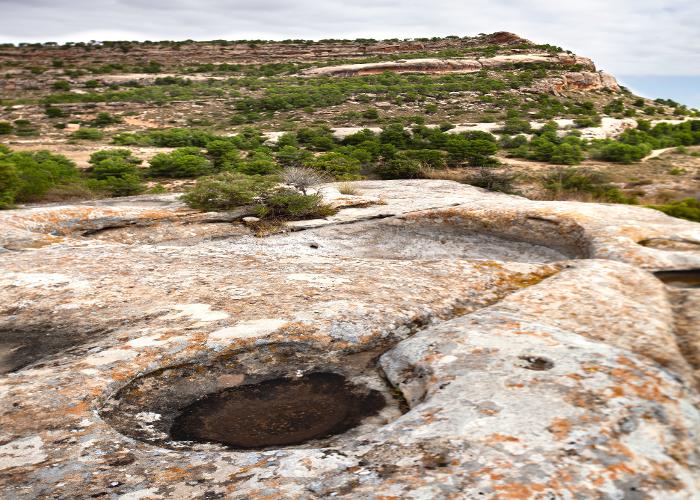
281 166 329 194
182 172 276 211
253 187 336 220
337 182 360 195
0 122 13 135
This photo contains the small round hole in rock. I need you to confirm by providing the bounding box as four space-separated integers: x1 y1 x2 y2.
169 372 385 449
516 355 554 371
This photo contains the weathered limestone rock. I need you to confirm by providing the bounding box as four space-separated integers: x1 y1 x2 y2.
1 180 699 498
529 71 621 94
302 53 596 77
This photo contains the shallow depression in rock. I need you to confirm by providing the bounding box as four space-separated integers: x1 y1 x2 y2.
233 219 575 264
169 372 386 449
654 269 700 288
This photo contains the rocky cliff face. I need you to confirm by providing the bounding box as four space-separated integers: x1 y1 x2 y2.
530 70 622 94
1 181 699 498
301 52 620 95
303 53 592 75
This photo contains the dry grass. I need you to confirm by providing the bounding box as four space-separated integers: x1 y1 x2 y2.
30 182 97 204
418 166 471 183
337 182 361 195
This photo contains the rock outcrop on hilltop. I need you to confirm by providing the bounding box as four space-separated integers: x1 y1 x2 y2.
530 70 622 94
302 53 595 77
301 52 621 94
1 181 700 498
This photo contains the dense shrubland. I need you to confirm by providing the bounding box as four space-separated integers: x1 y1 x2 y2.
0 145 81 207
502 119 700 165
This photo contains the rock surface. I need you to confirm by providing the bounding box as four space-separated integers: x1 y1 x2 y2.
302 53 596 79
1 180 700 499
529 70 621 94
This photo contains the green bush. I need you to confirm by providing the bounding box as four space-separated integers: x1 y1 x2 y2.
87 172 145 196
0 160 20 208
305 152 362 179
275 145 313 168
466 168 517 194
44 106 66 118
236 152 280 176
113 128 218 148
549 143 584 165
88 158 140 180
603 99 624 115
362 108 380 120
445 135 499 166
574 115 601 128
52 80 71 91
182 172 276 211
402 149 448 169
501 117 532 134
647 198 700 222
595 142 651 163
0 122 12 135
253 187 336 220
88 149 142 167
13 120 38 137
71 128 104 140
149 147 213 178
543 168 636 204
374 156 422 179
85 152 144 197
0 147 80 206
91 112 122 127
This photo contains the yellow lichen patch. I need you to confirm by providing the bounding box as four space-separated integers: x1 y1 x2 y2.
155 467 190 483
547 418 572 440
487 433 520 443
493 481 542 500
65 400 89 415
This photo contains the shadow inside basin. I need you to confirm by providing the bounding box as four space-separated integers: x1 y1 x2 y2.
654 269 700 289
170 372 385 449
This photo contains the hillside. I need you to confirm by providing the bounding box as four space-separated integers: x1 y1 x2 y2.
0 32 699 219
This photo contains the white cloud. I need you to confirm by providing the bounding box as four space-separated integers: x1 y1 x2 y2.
0 0 698 75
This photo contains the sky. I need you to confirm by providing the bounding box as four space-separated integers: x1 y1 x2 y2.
1 0 699 106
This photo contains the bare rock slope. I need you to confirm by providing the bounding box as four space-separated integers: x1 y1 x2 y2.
1 180 700 499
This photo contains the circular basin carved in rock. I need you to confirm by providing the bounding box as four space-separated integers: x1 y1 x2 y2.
170 372 385 449
99 342 402 450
